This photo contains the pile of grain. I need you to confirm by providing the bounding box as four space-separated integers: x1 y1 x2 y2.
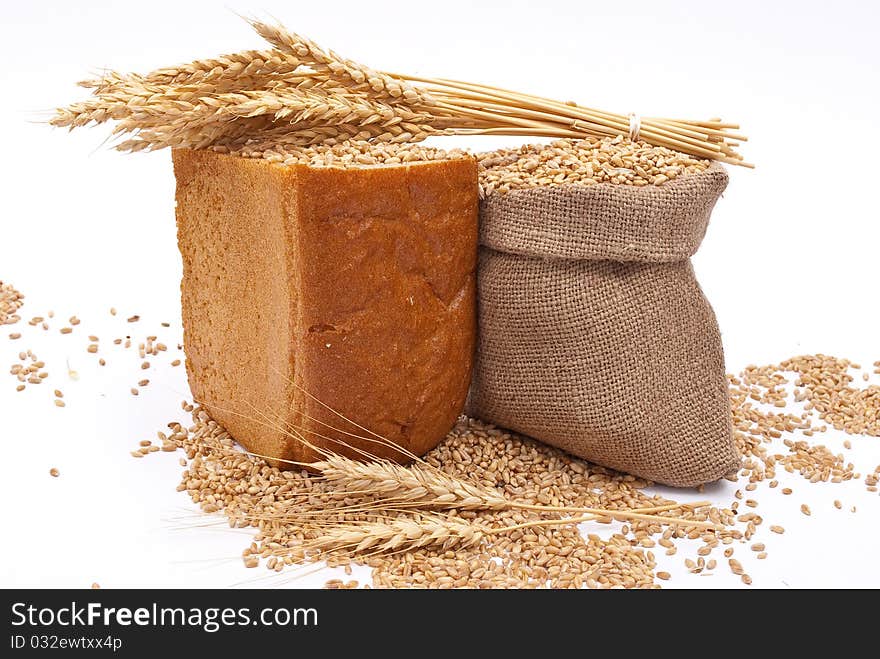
784 355 879 436
136 352 879 588
730 356 879 496
1 281 24 326
254 140 468 168
163 405 700 589
247 136 709 196
477 136 710 195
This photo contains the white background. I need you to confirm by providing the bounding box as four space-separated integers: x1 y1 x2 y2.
1 0 878 589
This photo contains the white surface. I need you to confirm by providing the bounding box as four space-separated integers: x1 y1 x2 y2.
1 0 878 589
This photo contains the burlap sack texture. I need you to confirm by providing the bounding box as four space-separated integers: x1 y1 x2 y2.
467 164 740 487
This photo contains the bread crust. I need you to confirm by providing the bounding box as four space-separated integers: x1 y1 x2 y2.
173 148 477 465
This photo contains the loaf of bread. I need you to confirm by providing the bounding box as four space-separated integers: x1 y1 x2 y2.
173 148 478 465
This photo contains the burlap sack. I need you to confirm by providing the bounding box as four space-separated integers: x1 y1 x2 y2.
467 164 739 487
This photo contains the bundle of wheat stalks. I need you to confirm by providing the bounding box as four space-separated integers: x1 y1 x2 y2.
51 18 749 166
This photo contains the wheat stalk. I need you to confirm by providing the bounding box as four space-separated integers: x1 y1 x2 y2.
51 17 750 165
303 512 596 556
59 73 444 152
117 119 440 154
304 504 707 556
247 20 434 106
309 453 717 528
83 48 306 91
305 513 485 554
220 88 438 129
314 453 507 509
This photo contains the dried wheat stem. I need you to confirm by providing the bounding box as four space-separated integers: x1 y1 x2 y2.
306 513 485 554
513 500 712 517
222 88 439 127
80 50 299 91
52 17 749 166
397 73 750 165
490 515 599 534
310 454 719 529
248 20 434 106
306 503 709 556
109 86 438 150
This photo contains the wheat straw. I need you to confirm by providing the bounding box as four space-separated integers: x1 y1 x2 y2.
308 453 718 528
51 17 749 166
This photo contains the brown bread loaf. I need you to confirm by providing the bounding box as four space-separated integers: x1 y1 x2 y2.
173 148 478 465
